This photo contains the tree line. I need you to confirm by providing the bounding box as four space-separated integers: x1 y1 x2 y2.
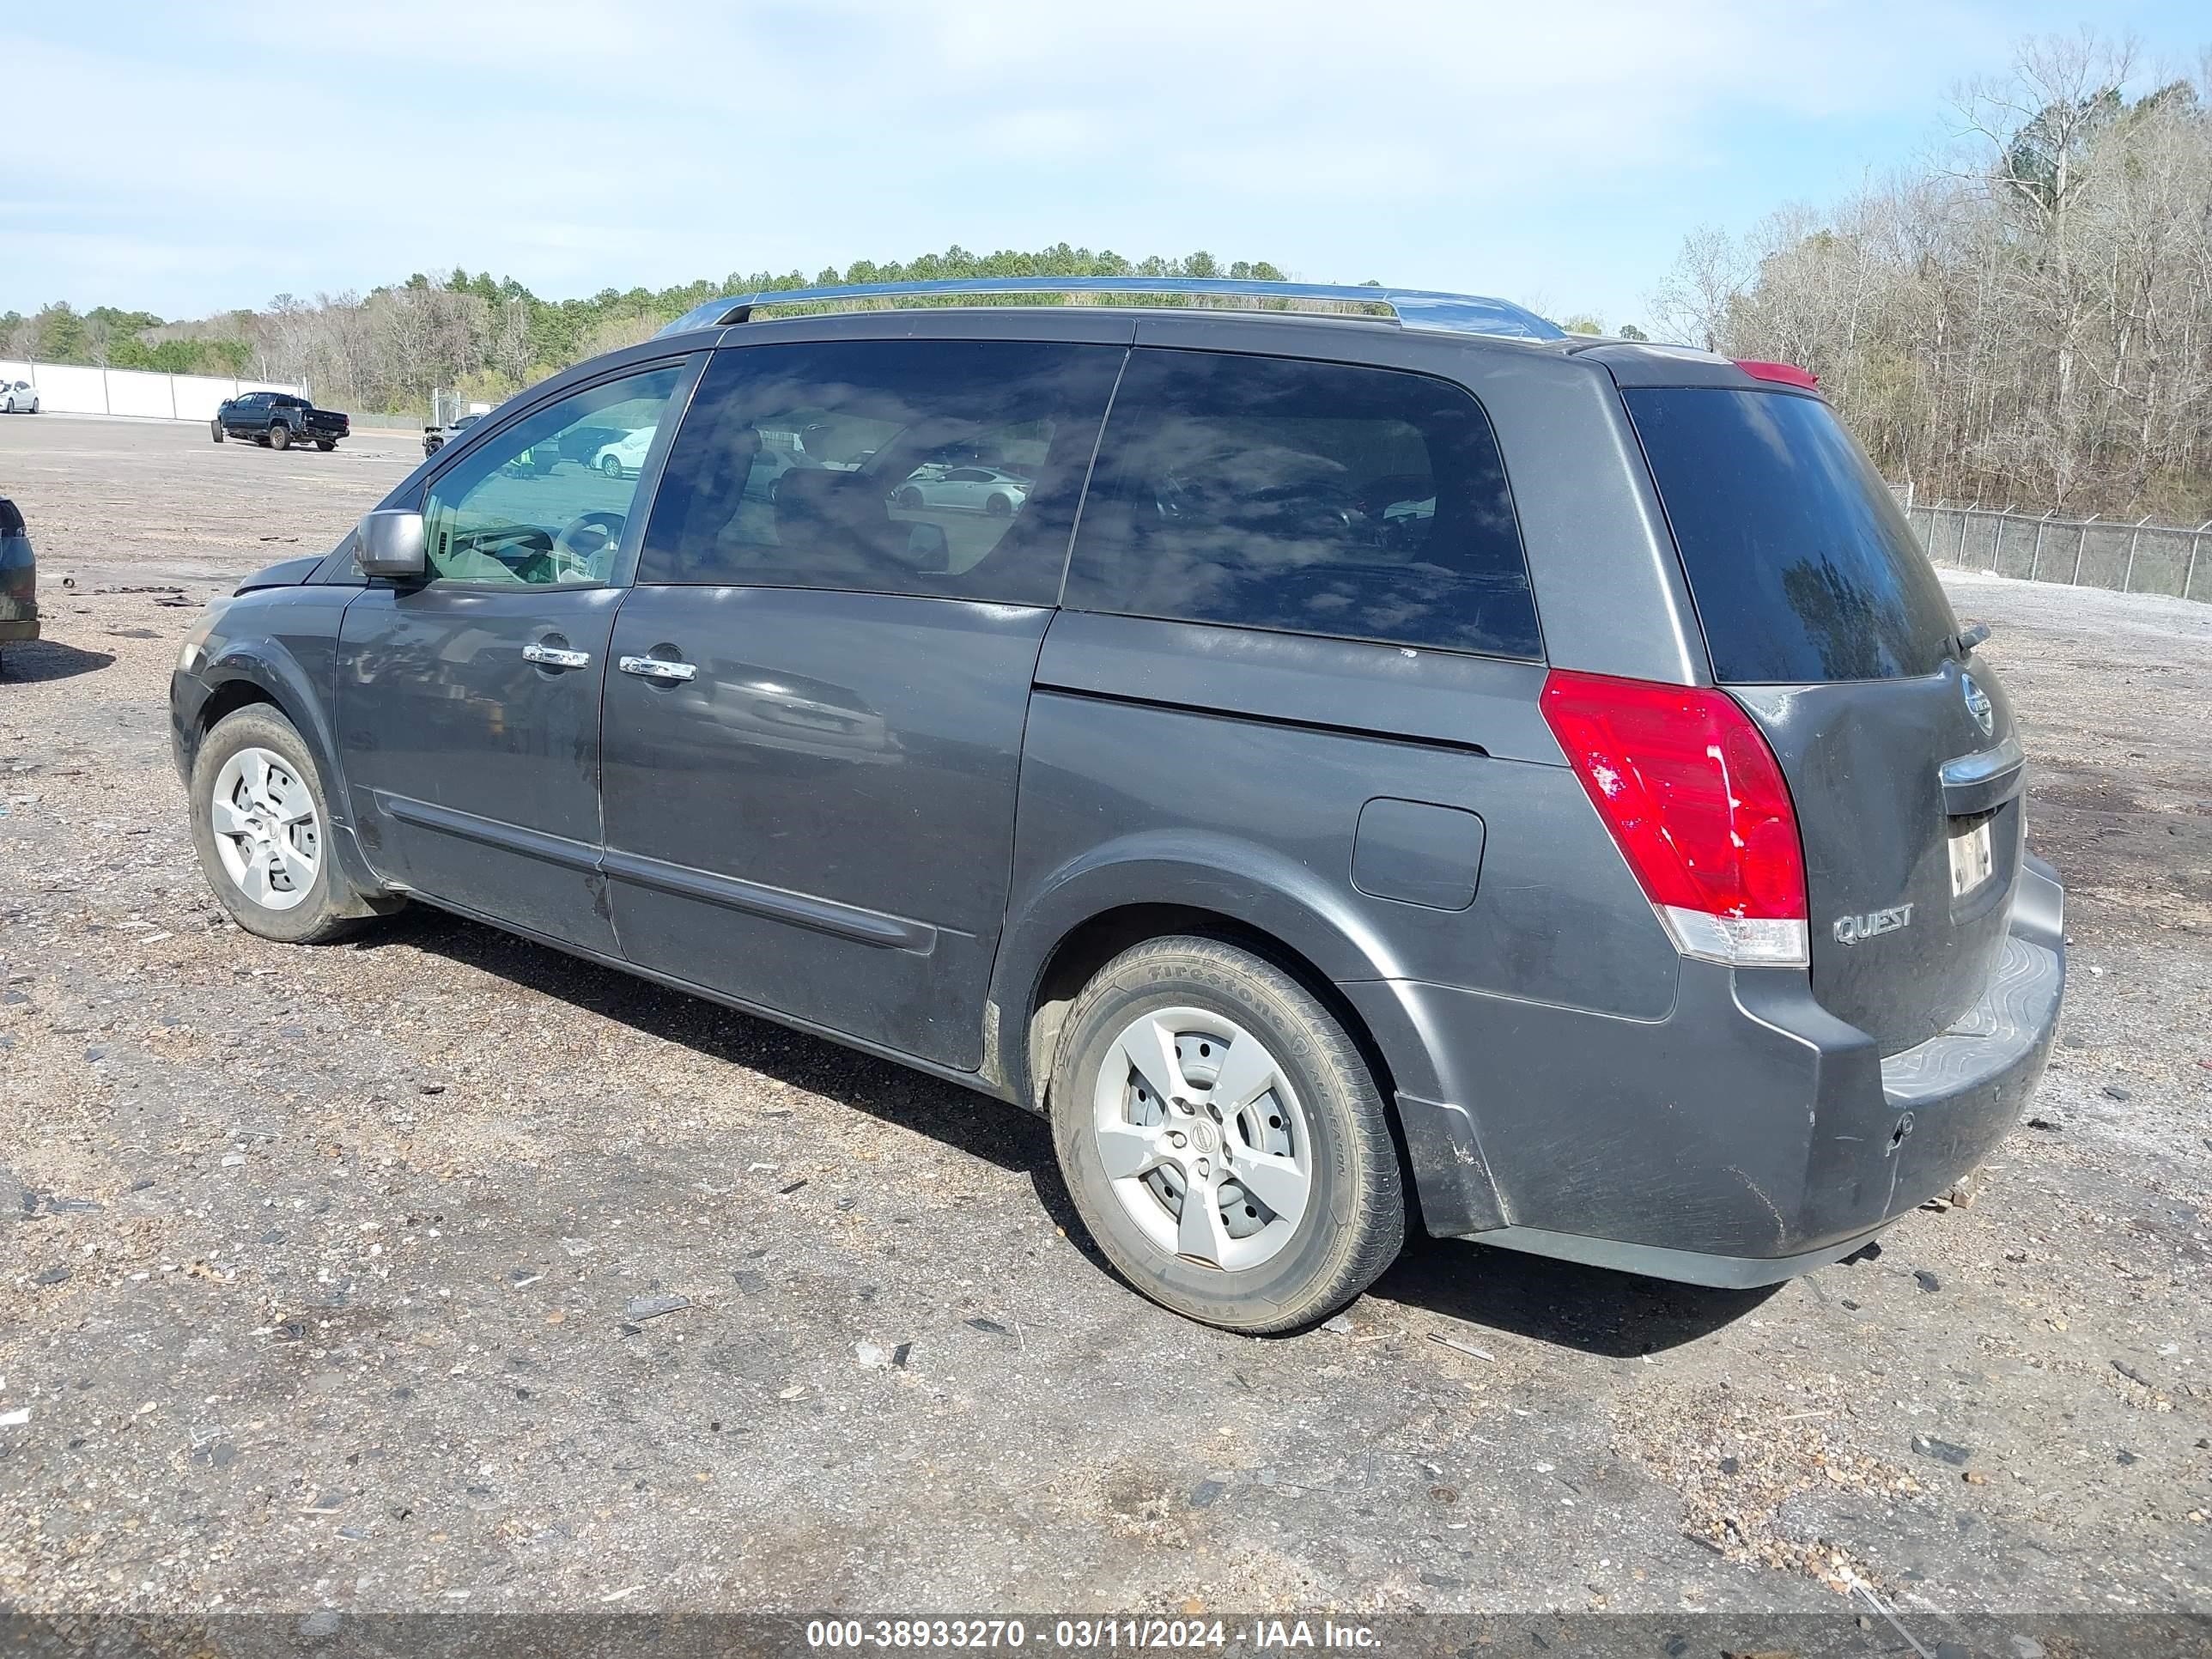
1654 32 2212 521
1 246 1297 416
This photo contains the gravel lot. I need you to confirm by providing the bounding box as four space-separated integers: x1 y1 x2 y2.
2 416 2208 1627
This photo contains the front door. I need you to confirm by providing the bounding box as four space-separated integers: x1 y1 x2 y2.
598 336 1123 1066
335 361 690 952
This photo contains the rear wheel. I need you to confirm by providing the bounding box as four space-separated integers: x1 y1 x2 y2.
210 420 224 443
270 423 291 451
315 439 335 452
986 492 1014 518
1051 936 1404 1333
189 706 397 945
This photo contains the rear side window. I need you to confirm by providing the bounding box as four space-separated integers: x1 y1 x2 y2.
1063 349 1539 658
640 339 1121 605
1625 388 1957 683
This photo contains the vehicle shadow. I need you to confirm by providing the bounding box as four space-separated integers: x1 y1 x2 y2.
371 905 1784 1353
1369 1233 1783 1358
371 906 1093 1238
0 641 115 683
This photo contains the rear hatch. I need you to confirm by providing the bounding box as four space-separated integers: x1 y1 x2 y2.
1622 381 2022 1055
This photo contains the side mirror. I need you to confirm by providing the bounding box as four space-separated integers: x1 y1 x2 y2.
356 509 426 579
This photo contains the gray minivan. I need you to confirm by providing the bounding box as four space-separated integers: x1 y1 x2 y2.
168 277 2063 1333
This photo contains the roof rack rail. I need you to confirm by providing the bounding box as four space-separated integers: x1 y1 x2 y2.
655 277 1564 343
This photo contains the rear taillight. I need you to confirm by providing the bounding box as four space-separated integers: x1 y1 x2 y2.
1540 669 1808 968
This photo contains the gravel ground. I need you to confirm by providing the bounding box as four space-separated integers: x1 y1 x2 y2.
1 416 2208 1623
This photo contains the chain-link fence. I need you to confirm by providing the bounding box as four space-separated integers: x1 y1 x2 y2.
1891 484 2211 603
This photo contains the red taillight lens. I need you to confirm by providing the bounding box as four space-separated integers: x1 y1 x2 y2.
1540 669 1809 967
1733 358 1819 391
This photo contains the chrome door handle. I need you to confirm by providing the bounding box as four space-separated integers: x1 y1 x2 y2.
619 654 697 684
521 643 592 670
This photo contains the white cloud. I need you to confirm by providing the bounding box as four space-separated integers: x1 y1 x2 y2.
0 0 2112 323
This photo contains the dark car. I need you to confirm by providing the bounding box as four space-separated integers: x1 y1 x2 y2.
211 391 349 452
167 276 2063 1334
0 495 36 669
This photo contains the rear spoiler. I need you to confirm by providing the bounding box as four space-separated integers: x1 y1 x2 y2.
1571 341 1825 393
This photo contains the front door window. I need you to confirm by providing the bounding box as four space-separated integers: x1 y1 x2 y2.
422 365 686 586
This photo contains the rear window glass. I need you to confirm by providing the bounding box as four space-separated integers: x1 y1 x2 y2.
1063 349 1539 659
1625 388 1956 683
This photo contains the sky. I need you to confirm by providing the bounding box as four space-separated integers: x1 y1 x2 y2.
3 1 2207 331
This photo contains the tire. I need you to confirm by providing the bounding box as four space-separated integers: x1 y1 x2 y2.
210 420 225 443
986 493 1013 518
1050 936 1403 1334
599 453 623 478
315 439 336 452
270 423 291 451
896 487 924 510
188 705 395 945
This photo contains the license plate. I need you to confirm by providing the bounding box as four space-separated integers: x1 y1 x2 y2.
1948 818 1995 897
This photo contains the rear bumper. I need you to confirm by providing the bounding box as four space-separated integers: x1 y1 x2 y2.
0 617 39 643
1353 854 2064 1283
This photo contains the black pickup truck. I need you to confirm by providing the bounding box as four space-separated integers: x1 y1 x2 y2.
210 392 349 452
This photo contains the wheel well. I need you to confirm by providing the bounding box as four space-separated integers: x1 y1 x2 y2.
191 681 282 764
1023 903 1400 1122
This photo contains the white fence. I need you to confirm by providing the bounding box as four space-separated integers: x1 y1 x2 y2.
0 360 308 424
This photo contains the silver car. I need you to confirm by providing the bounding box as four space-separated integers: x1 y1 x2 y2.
1 380 40 415
891 464 1029 517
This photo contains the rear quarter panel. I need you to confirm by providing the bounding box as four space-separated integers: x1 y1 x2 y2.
994 613 1684 1109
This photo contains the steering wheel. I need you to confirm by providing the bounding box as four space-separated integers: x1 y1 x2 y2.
552 510 626 581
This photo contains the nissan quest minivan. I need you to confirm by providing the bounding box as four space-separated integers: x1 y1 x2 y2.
169 277 2063 1333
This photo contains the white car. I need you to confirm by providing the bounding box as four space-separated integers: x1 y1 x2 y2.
892 465 1030 518
1 380 39 415
588 425 657 479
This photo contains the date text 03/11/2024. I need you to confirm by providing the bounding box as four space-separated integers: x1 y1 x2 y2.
804 1619 1381 1650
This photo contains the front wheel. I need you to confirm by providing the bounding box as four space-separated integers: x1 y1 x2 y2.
210 420 225 443
599 453 623 478
189 706 395 945
1051 937 1404 1333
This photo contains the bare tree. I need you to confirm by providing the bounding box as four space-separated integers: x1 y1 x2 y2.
1650 31 2212 520
1651 227 1753 350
